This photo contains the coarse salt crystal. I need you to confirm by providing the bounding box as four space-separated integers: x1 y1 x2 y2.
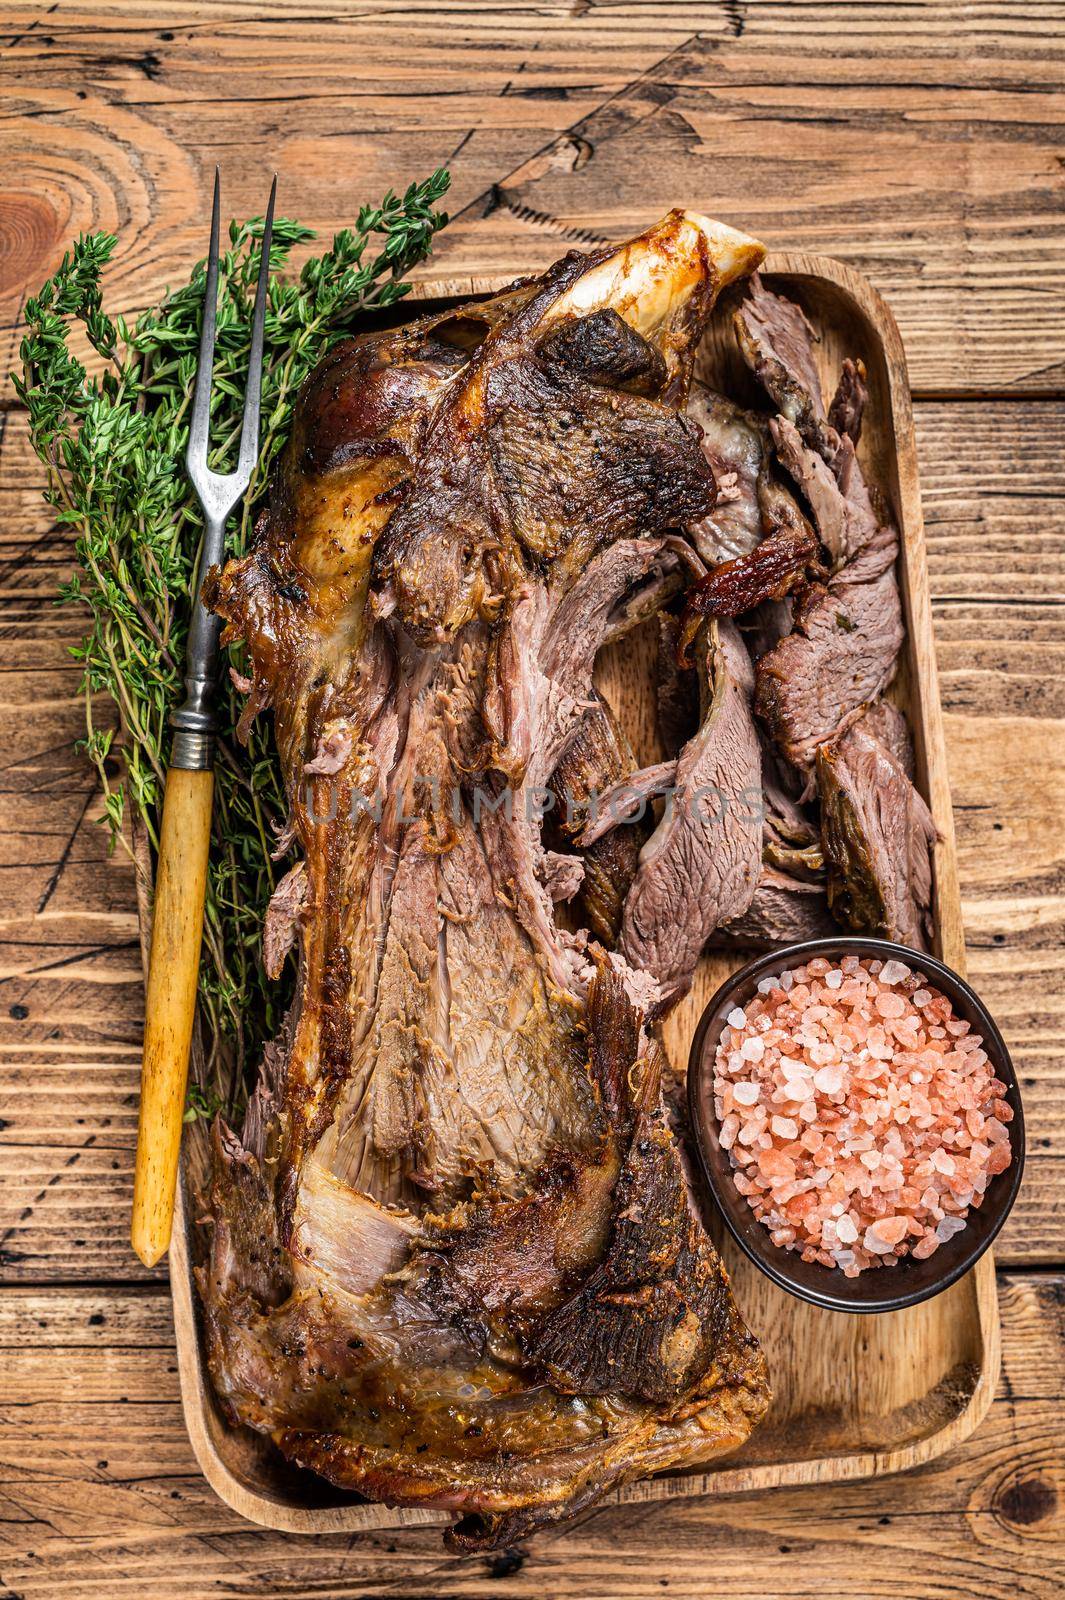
813 1065 844 1095
879 959 911 986
740 1035 765 1062
727 1007 747 1029
732 1080 762 1107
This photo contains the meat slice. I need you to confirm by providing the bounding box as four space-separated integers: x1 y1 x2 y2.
817 713 937 950
769 415 877 566
619 621 762 1004
201 211 771 1549
860 697 917 780
547 695 651 946
686 387 767 563
732 273 903 775
754 521 904 772
710 866 837 949
829 357 867 445
685 384 813 568
577 759 679 849
734 273 826 442
736 278 877 569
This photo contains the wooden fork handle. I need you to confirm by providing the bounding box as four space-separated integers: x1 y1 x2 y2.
131 766 214 1267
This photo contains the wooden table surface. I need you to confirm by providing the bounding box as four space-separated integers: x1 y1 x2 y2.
1 3 1063 1596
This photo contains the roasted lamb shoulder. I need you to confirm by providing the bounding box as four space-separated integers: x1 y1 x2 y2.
199 212 771 1549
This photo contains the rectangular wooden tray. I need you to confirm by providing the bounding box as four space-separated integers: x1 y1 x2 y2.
160 250 999 1534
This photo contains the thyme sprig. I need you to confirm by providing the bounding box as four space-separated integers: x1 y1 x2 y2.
16 171 451 1110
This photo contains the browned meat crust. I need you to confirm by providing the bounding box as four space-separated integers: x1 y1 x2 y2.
679 522 817 658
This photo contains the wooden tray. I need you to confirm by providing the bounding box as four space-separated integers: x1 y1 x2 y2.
160 251 999 1534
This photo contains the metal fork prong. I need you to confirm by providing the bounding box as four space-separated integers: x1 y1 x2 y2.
186 166 221 482
236 174 277 483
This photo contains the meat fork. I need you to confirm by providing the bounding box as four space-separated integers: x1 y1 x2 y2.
131 172 276 1267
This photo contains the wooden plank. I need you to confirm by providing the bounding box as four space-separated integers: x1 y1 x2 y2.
0 1273 1059 1597
1 4 1063 392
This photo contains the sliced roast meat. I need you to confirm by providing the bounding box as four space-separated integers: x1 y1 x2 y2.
685 384 814 569
736 279 879 570
547 695 651 946
710 866 837 949
769 415 877 566
686 387 767 563
619 621 762 1004
755 520 904 772
577 759 679 849
734 273 826 444
828 357 867 446
817 717 937 950
859 697 917 780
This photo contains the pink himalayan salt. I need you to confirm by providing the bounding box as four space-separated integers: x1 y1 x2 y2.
711 958 1012 1275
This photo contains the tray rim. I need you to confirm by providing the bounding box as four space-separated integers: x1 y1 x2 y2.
163 248 1000 1534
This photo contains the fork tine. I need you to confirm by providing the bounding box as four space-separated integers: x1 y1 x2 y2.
186 167 221 476
236 174 277 482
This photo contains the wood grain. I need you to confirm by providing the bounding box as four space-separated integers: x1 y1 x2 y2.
0 4 1063 390
131 765 214 1268
1 4 1063 1589
0 1273 1060 1599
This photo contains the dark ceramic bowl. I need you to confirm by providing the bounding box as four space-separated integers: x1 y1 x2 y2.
687 937 1025 1314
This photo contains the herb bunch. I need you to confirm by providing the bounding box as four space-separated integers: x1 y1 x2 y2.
16 171 451 1112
